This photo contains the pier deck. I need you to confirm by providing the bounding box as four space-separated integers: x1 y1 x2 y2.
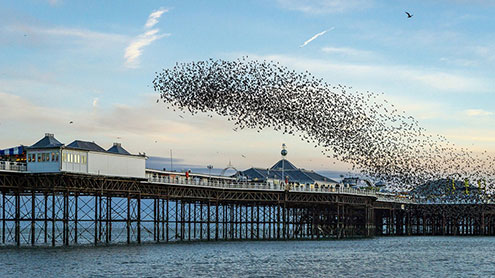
0 170 492 246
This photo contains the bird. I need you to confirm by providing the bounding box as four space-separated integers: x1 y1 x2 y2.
69 121 73 124
151 57 495 202
405 11 413 18
179 115 184 118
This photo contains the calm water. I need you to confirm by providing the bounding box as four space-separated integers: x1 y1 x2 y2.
0 237 494 277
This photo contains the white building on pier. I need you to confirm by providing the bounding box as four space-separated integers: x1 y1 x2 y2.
26 133 146 179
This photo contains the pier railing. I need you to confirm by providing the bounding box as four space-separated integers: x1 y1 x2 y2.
146 176 413 203
0 161 26 172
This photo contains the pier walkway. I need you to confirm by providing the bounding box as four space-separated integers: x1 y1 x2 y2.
0 167 494 247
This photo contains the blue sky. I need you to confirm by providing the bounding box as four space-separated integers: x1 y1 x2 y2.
1 0 495 174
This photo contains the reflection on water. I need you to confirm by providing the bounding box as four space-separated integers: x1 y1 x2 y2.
0 237 494 277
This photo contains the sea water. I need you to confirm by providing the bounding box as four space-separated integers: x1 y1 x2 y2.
0 237 494 277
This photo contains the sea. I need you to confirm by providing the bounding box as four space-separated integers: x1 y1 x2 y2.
0 237 494 277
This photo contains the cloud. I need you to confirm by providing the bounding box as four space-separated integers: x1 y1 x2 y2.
276 0 371 14
3 25 128 48
464 109 493 117
92 97 99 108
145 8 169 28
300 28 334 48
124 8 170 69
239 53 490 93
321 46 373 58
47 0 61 6
124 29 169 68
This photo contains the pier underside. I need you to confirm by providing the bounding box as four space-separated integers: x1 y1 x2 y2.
376 204 495 236
0 172 374 246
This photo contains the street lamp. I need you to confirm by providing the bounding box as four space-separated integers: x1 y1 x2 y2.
207 165 213 183
281 143 287 188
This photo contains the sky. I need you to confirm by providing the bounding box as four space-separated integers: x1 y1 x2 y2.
1 0 495 175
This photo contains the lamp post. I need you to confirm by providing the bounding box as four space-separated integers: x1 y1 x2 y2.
207 165 213 184
281 143 287 188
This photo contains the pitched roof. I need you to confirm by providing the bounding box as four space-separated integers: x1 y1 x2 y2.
107 143 130 155
66 140 106 152
30 133 64 149
270 159 298 170
240 159 338 184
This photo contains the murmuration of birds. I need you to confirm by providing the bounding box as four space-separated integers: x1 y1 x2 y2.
153 57 495 200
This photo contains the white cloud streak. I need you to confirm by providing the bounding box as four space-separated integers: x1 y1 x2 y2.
145 8 169 28
124 29 169 68
300 27 334 48
124 8 170 69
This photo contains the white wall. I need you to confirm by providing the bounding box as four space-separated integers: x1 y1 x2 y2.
61 149 88 174
27 149 61 173
88 152 145 179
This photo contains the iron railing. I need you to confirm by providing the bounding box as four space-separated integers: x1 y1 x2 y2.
0 161 27 172
146 176 413 203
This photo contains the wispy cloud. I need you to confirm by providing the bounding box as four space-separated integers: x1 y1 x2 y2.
145 8 169 28
124 29 169 68
3 25 128 46
465 109 493 117
238 53 490 93
277 0 371 14
47 0 61 6
321 46 373 58
300 28 334 48
124 8 170 68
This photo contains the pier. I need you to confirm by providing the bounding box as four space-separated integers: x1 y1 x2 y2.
1 168 493 247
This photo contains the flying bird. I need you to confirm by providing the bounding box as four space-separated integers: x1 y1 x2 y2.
152 57 495 200
405 11 413 18
300 27 334 48
69 121 73 124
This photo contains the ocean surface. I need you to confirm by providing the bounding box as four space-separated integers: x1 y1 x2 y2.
0 237 494 278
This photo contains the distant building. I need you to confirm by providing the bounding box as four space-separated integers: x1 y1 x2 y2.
26 133 146 179
238 159 338 187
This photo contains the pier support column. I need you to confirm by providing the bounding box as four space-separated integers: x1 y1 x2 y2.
31 191 35 246
74 193 78 244
15 190 20 246
215 201 219 241
137 194 141 244
126 193 130 244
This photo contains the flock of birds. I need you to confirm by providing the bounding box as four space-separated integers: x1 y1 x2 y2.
151 57 493 197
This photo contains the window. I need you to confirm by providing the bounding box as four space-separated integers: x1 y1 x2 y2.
55 153 59 162
62 153 67 162
51 152 55 162
69 153 73 163
37 153 42 162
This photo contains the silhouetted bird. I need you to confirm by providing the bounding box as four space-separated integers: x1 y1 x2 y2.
405 11 413 18
151 57 495 199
